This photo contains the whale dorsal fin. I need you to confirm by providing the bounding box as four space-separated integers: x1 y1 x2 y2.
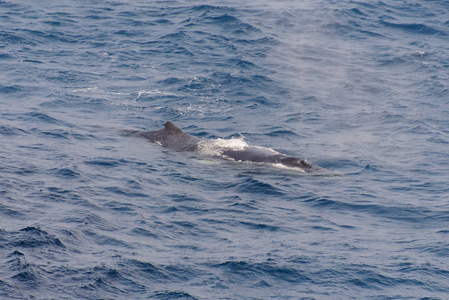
164 121 184 135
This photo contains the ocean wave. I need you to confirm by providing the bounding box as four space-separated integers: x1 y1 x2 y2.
380 21 447 36
1 0 449 299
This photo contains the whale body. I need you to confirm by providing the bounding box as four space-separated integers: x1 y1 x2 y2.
124 121 321 172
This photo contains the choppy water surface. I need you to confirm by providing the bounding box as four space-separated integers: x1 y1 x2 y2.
1 1 449 299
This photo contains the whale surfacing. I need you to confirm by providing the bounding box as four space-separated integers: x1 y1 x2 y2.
125 121 322 172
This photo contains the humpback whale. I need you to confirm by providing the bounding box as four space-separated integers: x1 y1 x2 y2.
124 121 321 172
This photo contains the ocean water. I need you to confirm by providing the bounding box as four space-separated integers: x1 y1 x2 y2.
1 0 449 299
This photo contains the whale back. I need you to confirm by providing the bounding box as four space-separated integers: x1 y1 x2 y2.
163 121 184 135
128 121 323 172
143 121 200 151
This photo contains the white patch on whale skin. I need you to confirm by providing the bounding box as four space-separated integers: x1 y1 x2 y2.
197 138 280 156
271 163 306 172
197 138 248 156
197 137 289 171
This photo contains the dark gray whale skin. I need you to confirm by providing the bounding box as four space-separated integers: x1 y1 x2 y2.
124 121 318 171
124 121 201 151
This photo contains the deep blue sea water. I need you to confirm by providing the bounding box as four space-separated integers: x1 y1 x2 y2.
1 0 449 299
